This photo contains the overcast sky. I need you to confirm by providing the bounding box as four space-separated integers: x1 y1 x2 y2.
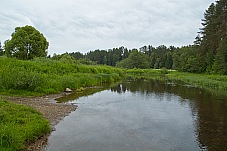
0 0 214 55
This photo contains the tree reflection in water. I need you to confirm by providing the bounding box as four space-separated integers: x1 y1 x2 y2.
110 77 227 151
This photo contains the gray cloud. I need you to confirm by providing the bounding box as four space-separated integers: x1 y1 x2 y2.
0 0 214 55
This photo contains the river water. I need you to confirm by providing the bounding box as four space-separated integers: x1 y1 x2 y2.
44 78 227 151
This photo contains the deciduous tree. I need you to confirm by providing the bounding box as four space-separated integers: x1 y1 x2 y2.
5 25 49 60
116 50 149 69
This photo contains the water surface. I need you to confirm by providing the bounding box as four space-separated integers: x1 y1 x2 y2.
44 78 227 151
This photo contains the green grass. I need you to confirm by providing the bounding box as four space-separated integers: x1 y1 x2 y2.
0 57 124 96
0 100 50 151
124 68 227 92
167 71 227 91
0 57 124 150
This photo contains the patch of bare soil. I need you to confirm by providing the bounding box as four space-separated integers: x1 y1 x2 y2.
4 93 77 151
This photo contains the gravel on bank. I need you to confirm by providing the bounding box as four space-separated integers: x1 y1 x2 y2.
4 93 77 151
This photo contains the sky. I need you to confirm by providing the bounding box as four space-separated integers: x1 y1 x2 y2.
0 0 214 55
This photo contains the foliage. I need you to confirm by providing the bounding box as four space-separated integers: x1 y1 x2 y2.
125 68 170 78
167 72 227 91
68 46 130 66
62 0 227 75
59 53 79 64
4 25 49 60
0 57 123 96
0 41 4 56
69 51 84 60
147 45 175 69
194 0 227 74
172 45 201 73
52 53 96 65
125 69 227 92
160 68 169 74
68 45 176 70
0 100 50 151
212 40 227 74
116 50 150 69
78 58 96 65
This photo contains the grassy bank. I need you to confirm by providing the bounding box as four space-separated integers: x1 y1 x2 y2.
167 72 227 91
0 100 50 151
0 57 124 150
0 57 123 96
125 68 227 92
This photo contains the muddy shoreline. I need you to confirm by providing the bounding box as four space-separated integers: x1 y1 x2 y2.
4 92 77 151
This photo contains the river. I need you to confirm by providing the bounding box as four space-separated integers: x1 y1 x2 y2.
44 77 227 151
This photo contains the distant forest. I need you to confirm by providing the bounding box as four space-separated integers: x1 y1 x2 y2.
52 0 226 75
1 0 226 75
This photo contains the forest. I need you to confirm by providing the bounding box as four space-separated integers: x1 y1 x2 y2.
49 0 227 75
0 1 226 75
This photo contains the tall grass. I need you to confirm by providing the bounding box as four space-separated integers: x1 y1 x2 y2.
0 100 50 151
167 72 227 91
124 68 227 92
0 57 123 96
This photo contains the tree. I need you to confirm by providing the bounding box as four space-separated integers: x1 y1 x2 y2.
5 25 49 60
116 50 150 69
212 40 227 74
59 53 78 64
0 41 4 56
165 52 173 69
69 52 84 60
194 0 227 74
193 34 202 46
172 46 200 72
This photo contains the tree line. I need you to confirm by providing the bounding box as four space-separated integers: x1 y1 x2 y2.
1 0 226 74
66 45 178 70
65 0 226 75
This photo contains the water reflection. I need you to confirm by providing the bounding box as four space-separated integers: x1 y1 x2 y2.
111 77 227 150
45 77 227 151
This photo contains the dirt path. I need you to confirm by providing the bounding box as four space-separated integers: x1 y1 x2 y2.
4 93 77 151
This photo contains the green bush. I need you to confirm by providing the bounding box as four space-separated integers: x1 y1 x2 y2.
0 57 124 96
160 68 169 74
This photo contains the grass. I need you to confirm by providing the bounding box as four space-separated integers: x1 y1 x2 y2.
0 99 50 151
0 57 124 96
0 57 124 150
124 68 227 92
1 57 225 151
167 72 227 91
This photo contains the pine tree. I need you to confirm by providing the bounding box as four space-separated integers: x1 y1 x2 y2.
195 0 227 74
212 40 227 74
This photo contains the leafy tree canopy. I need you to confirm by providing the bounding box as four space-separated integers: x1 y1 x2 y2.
116 50 150 69
5 25 49 60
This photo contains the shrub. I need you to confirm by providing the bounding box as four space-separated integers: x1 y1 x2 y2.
0 57 123 95
160 68 169 74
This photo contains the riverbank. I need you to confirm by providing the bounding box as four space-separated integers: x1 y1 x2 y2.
0 57 123 96
125 68 227 92
2 92 77 151
0 57 124 150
